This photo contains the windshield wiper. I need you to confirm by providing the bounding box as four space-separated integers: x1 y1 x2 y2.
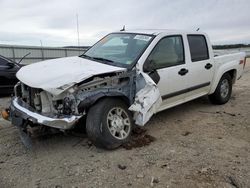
80 55 114 63
80 54 92 59
92 57 114 63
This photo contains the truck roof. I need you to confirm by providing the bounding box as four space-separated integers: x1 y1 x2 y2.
117 29 206 36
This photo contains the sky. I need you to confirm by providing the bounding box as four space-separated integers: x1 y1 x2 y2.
0 0 249 47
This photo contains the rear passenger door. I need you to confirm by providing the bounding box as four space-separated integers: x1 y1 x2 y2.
185 35 214 98
143 35 188 109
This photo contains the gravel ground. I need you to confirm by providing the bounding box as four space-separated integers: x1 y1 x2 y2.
0 59 249 188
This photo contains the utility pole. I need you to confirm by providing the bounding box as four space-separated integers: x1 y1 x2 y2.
40 40 44 60
40 40 43 47
76 14 80 47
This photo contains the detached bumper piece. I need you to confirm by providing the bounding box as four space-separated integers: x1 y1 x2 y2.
10 97 81 130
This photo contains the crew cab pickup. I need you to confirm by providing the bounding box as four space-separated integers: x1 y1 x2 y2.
7 30 246 149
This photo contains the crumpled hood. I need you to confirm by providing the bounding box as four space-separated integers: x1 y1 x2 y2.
16 56 125 95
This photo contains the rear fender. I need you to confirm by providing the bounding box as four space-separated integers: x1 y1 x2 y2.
209 61 237 94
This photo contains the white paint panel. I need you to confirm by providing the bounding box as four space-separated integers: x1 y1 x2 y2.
16 56 125 95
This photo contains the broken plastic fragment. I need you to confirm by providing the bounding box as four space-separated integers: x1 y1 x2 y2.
129 72 162 126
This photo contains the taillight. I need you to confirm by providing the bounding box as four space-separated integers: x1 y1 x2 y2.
239 58 247 69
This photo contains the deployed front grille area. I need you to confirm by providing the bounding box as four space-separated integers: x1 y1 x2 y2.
15 83 52 116
14 82 43 112
13 82 76 117
11 83 81 130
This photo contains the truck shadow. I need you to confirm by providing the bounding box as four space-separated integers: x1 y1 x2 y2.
28 96 212 150
151 96 211 121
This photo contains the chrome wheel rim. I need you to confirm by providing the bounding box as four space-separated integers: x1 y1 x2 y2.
220 79 229 98
107 107 131 140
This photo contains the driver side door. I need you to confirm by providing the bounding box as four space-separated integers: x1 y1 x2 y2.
143 35 189 111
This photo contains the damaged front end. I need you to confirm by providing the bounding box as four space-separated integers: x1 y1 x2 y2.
9 67 162 146
9 71 135 130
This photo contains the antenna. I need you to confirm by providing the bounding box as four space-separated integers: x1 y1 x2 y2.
120 25 126 31
196 28 200 31
76 14 80 47
18 52 31 64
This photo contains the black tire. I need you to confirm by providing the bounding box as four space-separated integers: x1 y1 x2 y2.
73 116 87 133
208 73 232 105
86 98 133 150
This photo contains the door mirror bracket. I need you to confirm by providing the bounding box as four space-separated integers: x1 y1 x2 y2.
143 59 156 72
143 59 160 84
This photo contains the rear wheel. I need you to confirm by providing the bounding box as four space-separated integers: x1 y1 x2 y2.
86 98 133 149
208 73 232 105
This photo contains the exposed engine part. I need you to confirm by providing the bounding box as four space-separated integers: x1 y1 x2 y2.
63 97 73 115
21 83 29 99
76 71 136 113
14 82 21 97
34 93 41 111
40 91 52 113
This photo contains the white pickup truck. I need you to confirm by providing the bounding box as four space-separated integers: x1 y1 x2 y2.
7 30 246 149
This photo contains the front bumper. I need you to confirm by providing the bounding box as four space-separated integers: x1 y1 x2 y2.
10 97 81 130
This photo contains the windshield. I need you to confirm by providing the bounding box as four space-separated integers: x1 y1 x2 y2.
82 33 153 67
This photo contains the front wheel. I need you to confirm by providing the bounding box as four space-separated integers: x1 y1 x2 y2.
86 98 133 149
208 73 232 105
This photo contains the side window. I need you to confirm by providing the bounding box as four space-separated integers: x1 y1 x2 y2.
187 35 209 62
146 36 184 69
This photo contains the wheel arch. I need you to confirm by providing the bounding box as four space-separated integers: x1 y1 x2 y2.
227 69 237 84
209 69 236 94
93 95 130 107
77 92 131 113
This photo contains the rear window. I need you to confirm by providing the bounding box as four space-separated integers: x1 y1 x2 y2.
187 35 209 62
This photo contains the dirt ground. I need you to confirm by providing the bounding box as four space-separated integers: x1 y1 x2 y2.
0 59 249 188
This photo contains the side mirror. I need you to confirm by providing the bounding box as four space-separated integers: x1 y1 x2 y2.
143 59 156 72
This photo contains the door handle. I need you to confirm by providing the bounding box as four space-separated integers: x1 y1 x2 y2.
205 63 213 69
178 68 188 76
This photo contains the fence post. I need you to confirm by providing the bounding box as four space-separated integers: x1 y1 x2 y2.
12 47 16 62
41 47 45 60
65 49 68 57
